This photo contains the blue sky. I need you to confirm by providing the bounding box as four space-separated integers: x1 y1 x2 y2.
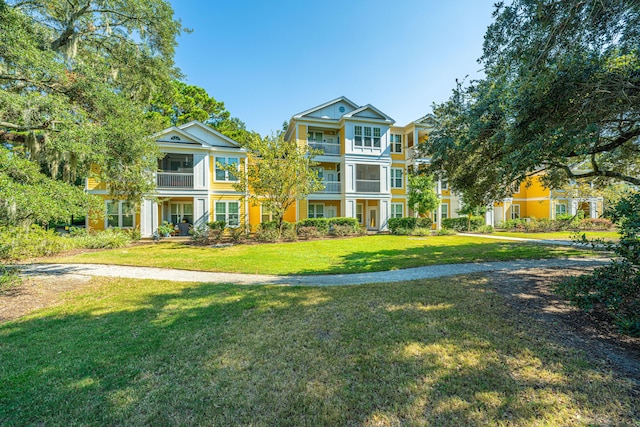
169 1 497 136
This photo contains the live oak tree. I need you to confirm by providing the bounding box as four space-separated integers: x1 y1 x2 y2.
424 0 640 207
230 134 324 235
0 0 183 225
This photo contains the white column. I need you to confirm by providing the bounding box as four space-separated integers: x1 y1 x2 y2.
140 198 158 238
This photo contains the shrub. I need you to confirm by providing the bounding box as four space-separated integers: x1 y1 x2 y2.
329 225 357 237
0 264 21 291
297 226 322 239
190 224 212 245
499 218 528 230
388 217 433 234
79 228 131 249
328 217 359 231
254 228 279 243
410 228 431 236
296 218 329 235
207 220 226 230
0 225 76 260
477 225 494 234
435 228 456 236
229 227 246 243
556 193 640 335
442 216 485 232
392 227 411 236
579 218 613 230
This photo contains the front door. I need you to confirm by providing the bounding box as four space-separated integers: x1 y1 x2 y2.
326 206 337 218
169 202 194 224
368 206 378 230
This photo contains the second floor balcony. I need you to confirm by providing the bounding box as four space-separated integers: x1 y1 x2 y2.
318 180 340 193
309 141 340 156
356 179 380 192
157 153 194 189
157 172 193 188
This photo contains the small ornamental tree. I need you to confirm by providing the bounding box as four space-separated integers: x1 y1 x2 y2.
407 172 439 217
230 134 324 237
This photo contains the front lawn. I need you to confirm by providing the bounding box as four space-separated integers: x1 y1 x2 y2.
492 231 619 241
48 235 597 275
0 276 635 425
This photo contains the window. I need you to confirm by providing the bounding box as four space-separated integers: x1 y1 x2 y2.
391 203 403 219
433 203 448 223
261 204 273 223
356 204 363 223
364 127 372 147
215 157 239 181
354 125 381 148
354 126 362 146
309 203 324 218
105 201 134 228
391 168 403 188
441 180 448 190
170 203 193 224
215 201 240 227
307 131 323 142
511 204 521 219
555 203 567 217
390 134 402 153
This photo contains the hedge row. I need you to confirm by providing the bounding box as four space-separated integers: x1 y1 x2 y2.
442 216 485 232
387 217 433 234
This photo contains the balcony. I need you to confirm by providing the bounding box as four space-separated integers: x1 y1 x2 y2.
356 179 380 192
157 172 193 188
318 180 340 193
309 142 340 156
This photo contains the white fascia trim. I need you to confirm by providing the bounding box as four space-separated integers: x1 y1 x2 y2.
342 104 395 123
292 96 360 119
154 127 211 146
178 120 243 147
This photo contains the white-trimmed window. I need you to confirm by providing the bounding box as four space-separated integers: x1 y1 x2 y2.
307 131 323 143
433 203 449 223
215 157 239 181
354 125 381 148
391 168 403 188
105 201 134 228
555 203 567 217
261 204 273 223
309 203 324 218
391 203 403 219
390 134 402 153
354 126 363 146
511 204 521 219
441 180 448 190
215 201 240 227
356 204 363 224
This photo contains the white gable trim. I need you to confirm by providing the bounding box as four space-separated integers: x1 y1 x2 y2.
292 96 360 119
343 104 394 123
178 120 243 148
154 126 210 146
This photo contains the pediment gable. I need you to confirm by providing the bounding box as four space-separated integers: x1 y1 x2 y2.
413 114 437 127
154 127 207 146
293 96 360 120
344 104 394 123
178 121 242 148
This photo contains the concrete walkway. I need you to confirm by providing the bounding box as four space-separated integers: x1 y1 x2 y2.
21 258 609 287
457 233 580 245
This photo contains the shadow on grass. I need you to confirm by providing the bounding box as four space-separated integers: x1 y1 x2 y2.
0 277 634 425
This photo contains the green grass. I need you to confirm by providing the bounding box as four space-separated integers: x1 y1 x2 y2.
48 235 597 275
492 231 619 241
1 276 635 425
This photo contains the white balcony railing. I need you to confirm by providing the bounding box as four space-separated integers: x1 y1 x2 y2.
319 181 340 193
356 179 380 192
157 172 193 188
309 142 340 156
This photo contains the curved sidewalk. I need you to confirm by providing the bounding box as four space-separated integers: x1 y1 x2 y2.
21 257 609 287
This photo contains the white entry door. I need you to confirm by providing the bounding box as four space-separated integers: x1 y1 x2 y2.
368 206 378 230
326 206 337 218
